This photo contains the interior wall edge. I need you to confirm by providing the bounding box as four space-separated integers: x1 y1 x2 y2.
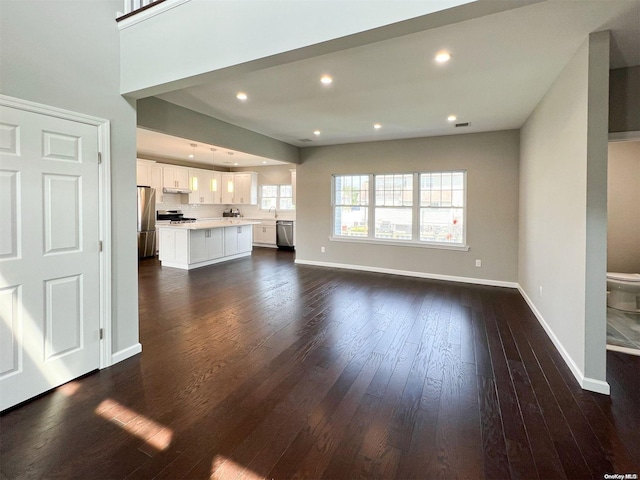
517 286 610 395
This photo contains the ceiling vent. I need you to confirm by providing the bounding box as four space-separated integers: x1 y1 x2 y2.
455 122 470 128
298 138 313 143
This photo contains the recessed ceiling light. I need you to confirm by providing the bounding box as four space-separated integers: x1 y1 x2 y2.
313 130 321 136
373 123 382 130
320 75 333 85
234 162 239 166
447 115 457 122
435 51 451 63
236 92 248 100
262 161 267 164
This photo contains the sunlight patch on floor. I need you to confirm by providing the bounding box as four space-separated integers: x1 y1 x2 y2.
57 380 81 397
95 399 173 454
211 455 264 480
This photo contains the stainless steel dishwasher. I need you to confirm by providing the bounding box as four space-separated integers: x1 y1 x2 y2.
276 220 295 250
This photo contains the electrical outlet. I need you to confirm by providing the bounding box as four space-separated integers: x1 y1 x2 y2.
475 259 481 267
321 246 326 253
539 285 543 297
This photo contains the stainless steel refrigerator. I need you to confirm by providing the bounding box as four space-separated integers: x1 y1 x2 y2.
137 186 156 258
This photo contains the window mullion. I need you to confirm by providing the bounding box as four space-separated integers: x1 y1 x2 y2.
368 174 375 239
413 172 420 241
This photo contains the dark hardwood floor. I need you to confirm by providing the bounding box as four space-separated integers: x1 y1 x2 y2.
2 248 639 479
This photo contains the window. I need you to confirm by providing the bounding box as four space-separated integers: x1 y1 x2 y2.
375 174 413 240
332 171 466 248
420 172 464 244
333 175 369 237
260 185 295 210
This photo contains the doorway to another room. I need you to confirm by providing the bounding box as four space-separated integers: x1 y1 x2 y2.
606 139 640 356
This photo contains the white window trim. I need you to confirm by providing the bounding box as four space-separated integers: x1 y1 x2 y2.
329 236 470 251
260 184 295 211
331 171 468 251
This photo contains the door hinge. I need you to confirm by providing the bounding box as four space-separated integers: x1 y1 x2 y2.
98 152 102 164
99 240 103 252
99 328 104 340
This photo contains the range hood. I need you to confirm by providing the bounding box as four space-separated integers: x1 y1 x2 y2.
163 187 192 194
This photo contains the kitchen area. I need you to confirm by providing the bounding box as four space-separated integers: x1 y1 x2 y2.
136 129 296 269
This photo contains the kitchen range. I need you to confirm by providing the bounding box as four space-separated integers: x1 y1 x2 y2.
157 209 197 224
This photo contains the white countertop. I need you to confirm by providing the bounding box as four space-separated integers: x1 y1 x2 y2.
157 219 261 230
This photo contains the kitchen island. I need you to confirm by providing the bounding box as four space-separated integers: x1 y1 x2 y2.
158 220 260 270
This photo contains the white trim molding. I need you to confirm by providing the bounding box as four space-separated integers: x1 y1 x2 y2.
606 344 640 357
294 259 518 288
112 343 143 365
118 0 190 29
0 94 115 371
517 286 610 395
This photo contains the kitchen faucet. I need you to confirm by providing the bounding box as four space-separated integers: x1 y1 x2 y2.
268 206 278 218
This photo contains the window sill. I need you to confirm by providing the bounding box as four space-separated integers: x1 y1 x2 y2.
329 236 470 251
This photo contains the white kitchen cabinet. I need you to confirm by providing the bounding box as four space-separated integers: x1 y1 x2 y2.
137 160 164 202
238 225 253 253
224 225 253 256
253 224 277 246
158 228 188 264
162 165 189 190
188 168 214 204
158 221 257 270
232 172 258 205
136 160 152 186
150 165 163 202
221 173 235 204
189 228 224 263
212 172 222 204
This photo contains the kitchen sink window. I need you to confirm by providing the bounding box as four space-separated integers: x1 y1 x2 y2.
332 171 467 249
260 185 295 211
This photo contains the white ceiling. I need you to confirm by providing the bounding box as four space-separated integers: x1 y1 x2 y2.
136 128 287 167
140 0 640 156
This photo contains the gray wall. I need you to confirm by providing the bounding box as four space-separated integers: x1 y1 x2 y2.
608 141 640 273
519 32 609 390
231 164 297 220
0 0 139 356
296 130 520 284
138 97 300 164
609 66 640 133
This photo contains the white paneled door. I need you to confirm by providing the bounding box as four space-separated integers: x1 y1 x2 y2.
0 105 101 411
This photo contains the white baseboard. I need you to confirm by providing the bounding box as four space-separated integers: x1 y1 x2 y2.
607 344 640 357
582 377 611 395
517 286 610 396
294 258 519 289
111 343 142 365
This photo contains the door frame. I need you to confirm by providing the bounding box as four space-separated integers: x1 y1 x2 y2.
0 94 113 369
606 130 640 356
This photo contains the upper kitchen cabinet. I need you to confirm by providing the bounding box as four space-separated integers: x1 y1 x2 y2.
163 165 190 191
137 160 164 202
220 173 235 204
233 172 258 205
212 172 222 204
188 168 214 204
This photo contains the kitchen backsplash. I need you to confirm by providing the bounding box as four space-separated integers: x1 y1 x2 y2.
158 194 295 221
